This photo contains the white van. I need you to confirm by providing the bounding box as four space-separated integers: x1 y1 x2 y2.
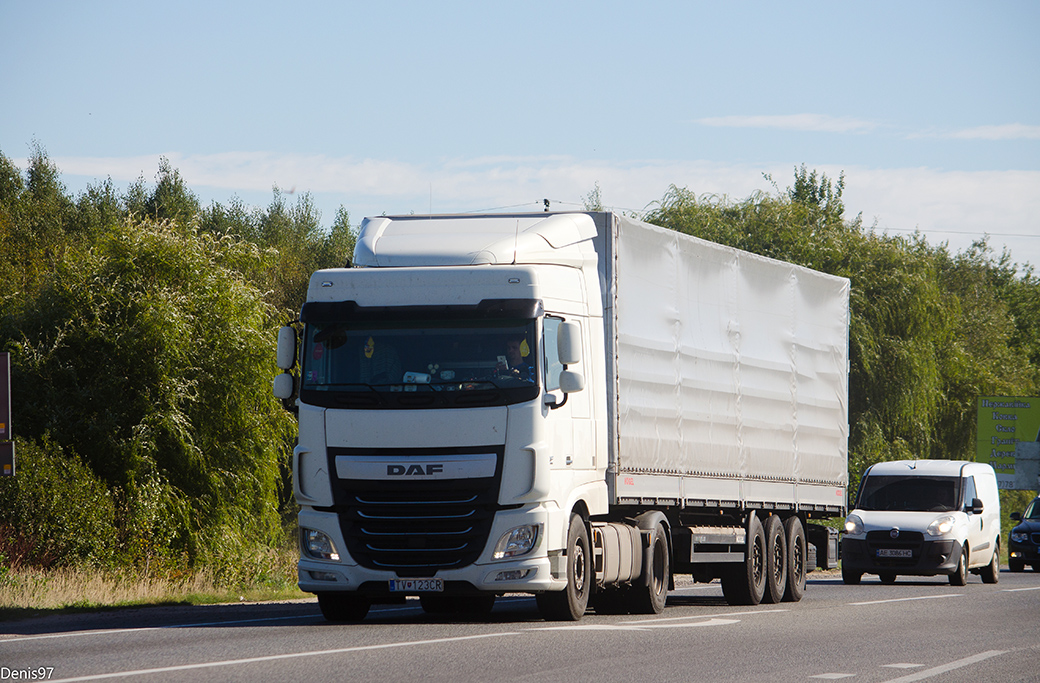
841 460 1001 585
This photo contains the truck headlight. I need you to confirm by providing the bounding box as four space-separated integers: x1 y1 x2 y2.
302 529 340 561
926 515 956 537
844 514 864 536
493 524 540 559
1011 530 1029 543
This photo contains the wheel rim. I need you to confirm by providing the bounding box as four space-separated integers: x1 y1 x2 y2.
573 539 586 593
772 531 784 584
752 535 764 583
793 536 804 582
652 535 667 594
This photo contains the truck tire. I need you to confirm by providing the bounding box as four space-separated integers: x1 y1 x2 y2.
721 514 766 606
317 593 370 622
782 516 806 602
949 547 968 586
628 522 670 614
762 515 788 604
980 540 999 584
536 513 591 621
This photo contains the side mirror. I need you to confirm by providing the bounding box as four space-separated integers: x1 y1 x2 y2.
276 326 297 370
273 372 295 400
559 369 585 394
968 497 984 515
1011 511 1022 522
557 321 582 366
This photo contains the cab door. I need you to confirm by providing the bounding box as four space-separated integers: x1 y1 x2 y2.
542 315 594 471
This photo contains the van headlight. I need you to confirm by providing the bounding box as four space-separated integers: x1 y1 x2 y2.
493 524 540 559
844 514 864 536
926 515 956 537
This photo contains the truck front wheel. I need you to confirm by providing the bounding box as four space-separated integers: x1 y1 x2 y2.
537 513 591 621
317 593 370 623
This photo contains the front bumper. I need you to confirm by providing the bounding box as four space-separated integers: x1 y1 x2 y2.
841 537 963 576
296 504 564 599
1008 538 1040 566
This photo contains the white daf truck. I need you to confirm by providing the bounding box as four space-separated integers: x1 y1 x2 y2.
273 211 850 621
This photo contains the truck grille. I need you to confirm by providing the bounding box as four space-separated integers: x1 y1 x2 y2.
327 447 503 576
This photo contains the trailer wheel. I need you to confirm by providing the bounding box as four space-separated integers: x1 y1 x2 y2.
536 513 591 621
317 593 370 623
980 540 999 584
721 514 766 606
628 522 670 614
949 547 968 586
762 515 788 604
781 516 806 602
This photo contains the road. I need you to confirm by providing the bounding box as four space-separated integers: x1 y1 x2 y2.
1 570 1038 683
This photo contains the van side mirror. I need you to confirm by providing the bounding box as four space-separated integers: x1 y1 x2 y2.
276 326 297 370
557 321 582 365
968 497 984 514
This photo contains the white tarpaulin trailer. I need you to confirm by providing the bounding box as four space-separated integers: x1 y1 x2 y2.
599 215 849 510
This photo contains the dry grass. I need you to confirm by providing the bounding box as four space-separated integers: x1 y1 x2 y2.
0 549 308 618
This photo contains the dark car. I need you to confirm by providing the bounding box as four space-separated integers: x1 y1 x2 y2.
1009 496 1040 572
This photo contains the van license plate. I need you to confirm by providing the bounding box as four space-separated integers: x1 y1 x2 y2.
877 549 912 558
389 578 444 593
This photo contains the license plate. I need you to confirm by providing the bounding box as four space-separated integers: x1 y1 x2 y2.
389 578 444 593
877 548 913 558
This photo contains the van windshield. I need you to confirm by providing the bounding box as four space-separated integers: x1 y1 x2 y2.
857 475 960 512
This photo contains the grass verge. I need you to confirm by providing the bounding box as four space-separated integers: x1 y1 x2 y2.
0 550 308 622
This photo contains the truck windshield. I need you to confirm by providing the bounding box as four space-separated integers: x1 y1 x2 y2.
856 475 961 512
300 317 540 409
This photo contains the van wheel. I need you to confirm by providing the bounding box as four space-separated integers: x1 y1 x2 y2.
841 564 862 585
949 548 968 586
721 514 766 605
980 540 999 584
628 522 670 614
782 516 806 602
537 513 591 621
762 515 788 604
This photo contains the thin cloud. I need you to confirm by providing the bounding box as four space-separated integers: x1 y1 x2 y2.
694 114 878 134
949 124 1040 141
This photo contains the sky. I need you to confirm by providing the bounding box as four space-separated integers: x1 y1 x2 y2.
2 1 1039 268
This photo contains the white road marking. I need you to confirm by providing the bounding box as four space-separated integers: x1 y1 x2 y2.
623 608 786 624
809 674 855 680
530 617 741 632
47 632 518 683
1001 585 1040 592
849 593 962 606
882 663 923 669
879 650 1007 683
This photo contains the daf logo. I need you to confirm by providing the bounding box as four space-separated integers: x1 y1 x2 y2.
890 527 900 539
387 464 444 476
